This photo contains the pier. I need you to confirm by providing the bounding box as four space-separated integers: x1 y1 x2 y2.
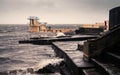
19 35 98 45
18 6 120 75
52 41 94 75
1 0 120 75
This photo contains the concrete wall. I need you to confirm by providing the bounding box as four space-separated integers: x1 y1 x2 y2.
39 25 47 32
30 19 40 26
83 22 105 28
29 26 40 32
29 17 41 32
49 28 76 33
52 43 79 75
28 17 108 33
109 6 120 29
83 26 120 59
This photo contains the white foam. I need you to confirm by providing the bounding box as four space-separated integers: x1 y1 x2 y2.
32 58 64 71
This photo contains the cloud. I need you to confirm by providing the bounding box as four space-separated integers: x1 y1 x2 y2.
0 0 120 24
1 0 119 13
81 0 120 11
0 0 57 12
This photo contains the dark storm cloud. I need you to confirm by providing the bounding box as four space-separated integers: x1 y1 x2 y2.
58 0 120 12
85 0 120 10
0 0 57 13
0 0 120 24
0 0 119 13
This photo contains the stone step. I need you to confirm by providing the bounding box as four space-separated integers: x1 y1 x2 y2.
91 58 120 75
106 52 120 60
102 52 120 68
82 68 103 75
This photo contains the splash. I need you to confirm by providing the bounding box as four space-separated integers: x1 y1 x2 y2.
0 58 63 75
32 58 64 72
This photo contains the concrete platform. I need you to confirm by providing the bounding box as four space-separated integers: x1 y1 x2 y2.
52 41 94 75
19 35 98 45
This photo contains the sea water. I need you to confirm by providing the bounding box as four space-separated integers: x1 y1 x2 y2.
0 24 62 75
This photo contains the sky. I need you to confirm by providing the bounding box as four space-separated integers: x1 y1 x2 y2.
0 0 120 24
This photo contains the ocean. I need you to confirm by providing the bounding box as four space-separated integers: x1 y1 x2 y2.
0 24 61 75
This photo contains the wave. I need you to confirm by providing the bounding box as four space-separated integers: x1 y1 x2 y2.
0 58 63 75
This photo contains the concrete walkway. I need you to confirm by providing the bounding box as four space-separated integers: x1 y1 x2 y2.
52 41 94 75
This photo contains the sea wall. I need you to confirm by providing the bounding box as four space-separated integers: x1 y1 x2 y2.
52 43 79 75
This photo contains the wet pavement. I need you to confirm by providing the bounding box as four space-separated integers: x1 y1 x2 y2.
53 41 94 68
